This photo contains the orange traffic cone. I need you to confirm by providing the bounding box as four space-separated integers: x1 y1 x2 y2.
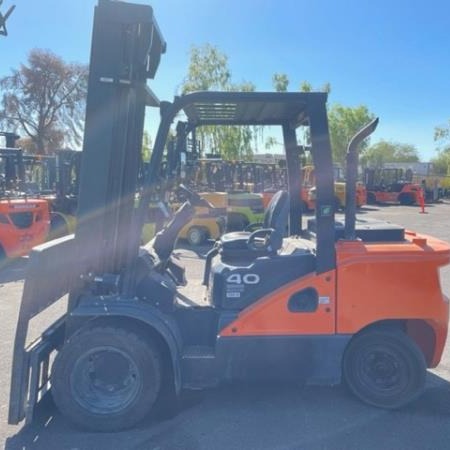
418 188 427 214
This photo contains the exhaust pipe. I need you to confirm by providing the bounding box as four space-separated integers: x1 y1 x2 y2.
344 117 379 240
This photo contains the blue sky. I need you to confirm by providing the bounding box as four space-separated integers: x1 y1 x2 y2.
1 0 449 160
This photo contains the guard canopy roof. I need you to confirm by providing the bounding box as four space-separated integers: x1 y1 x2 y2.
173 91 328 127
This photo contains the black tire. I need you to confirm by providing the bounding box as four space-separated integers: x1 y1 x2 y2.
49 214 69 240
334 196 342 212
343 330 426 409
0 245 7 268
398 193 414 206
186 226 206 246
51 326 161 432
367 192 377 205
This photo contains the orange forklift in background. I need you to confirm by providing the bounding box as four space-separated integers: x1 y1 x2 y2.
364 167 422 205
9 1 450 432
0 132 50 260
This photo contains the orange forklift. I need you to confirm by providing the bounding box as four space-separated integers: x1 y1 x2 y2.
0 132 50 260
364 167 422 205
9 0 450 432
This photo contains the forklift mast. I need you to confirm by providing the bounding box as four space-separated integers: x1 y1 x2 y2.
75 0 165 279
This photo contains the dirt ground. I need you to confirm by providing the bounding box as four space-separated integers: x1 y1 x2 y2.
2 201 450 450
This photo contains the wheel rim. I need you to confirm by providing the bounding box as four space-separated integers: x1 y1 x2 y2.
356 345 408 396
188 228 202 245
70 346 142 415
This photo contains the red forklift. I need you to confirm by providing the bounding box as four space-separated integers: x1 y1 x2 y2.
364 167 422 205
9 0 450 432
0 132 50 260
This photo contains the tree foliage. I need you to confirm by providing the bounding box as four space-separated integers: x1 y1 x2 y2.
432 119 450 175
182 44 230 93
181 44 254 160
430 149 450 175
272 73 289 92
142 130 152 162
434 119 450 148
361 140 420 168
327 104 374 165
0 49 87 154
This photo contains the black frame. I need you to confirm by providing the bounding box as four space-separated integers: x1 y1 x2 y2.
142 91 336 273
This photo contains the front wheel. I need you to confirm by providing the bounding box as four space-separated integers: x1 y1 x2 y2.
398 193 415 206
343 330 426 409
51 326 161 432
186 226 206 246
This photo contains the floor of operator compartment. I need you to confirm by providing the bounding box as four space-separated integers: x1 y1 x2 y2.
174 248 210 307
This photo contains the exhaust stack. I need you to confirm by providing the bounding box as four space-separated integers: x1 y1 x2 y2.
344 117 379 240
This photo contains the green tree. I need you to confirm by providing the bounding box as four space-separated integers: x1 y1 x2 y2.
430 149 450 175
0 49 88 154
182 44 230 93
272 73 289 92
327 104 375 165
434 120 450 147
299 81 331 93
142 130 152 162
181 44 255 160
361 140 420 168
432 119 450 175
299 81 312 92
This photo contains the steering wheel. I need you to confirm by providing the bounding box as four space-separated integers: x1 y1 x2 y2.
178 184 213 208
247 228 282 253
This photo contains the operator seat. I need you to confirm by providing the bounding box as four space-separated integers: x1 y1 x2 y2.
221 190 289 258
203 190 289 285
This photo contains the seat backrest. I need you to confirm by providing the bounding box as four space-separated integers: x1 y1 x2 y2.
263 190 289 235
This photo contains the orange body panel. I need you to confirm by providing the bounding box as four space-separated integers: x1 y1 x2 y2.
370 184 422 204
220 230 450 366
0 199 50 257
336 232 450 364
220 270 336 337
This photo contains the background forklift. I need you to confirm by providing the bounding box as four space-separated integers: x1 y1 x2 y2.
364 167 422 205
0 132 50 259
8 0 450 433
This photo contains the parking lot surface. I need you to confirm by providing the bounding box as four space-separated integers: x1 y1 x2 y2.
1 202 450 450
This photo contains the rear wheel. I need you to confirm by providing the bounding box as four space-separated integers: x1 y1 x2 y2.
51 326 161 431
49 213 69 240
343 330 426 409
186 226 206 246
0 245 7 268
367 192 377 205
398 193 414 205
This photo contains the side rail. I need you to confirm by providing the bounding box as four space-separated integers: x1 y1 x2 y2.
8 234 80 425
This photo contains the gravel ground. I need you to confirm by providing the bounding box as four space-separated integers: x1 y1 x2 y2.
1 201 450 450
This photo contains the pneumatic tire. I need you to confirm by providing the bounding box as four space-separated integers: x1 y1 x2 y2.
49 214 69 240
186 226 206 246
398 193 414 206
51 326 161 432
343 330 426 409
367 192 377 205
